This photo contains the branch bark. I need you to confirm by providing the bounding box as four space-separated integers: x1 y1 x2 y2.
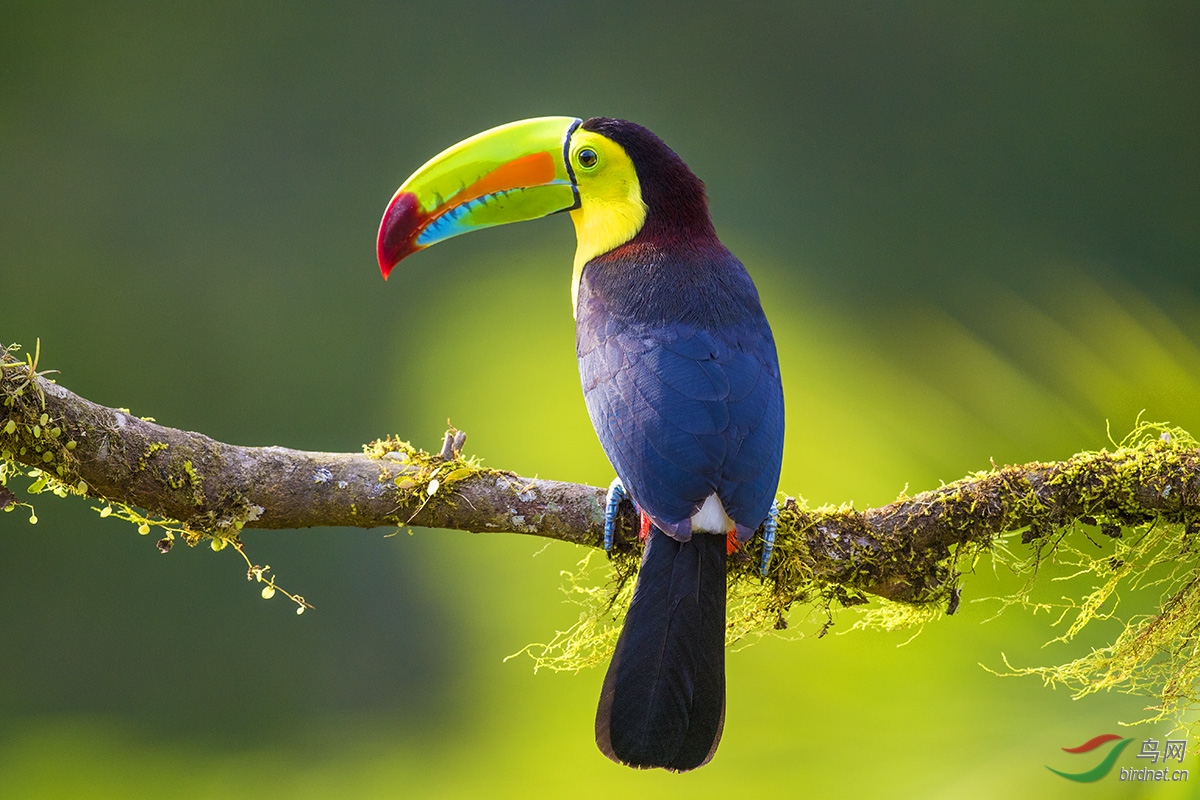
4 344 1200 606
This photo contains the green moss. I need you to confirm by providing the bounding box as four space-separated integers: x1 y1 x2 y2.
1 344 85 517
138 441 168 471
180 458 202 504
364 432 492 528
506 550 639 673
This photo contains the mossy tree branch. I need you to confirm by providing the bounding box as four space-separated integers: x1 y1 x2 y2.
4 343 1200 612
11 341 1200 724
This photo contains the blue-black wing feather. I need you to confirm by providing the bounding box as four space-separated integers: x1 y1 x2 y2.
579 312 783 535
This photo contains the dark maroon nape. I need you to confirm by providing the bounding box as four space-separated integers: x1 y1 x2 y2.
579 118 717 244
376 191 423 277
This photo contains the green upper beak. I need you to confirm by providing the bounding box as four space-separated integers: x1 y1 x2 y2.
376 116 582 278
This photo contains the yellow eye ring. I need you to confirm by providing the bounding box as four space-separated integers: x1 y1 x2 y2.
576 147 599 170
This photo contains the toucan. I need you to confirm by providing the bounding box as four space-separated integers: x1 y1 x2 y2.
376 117 785 771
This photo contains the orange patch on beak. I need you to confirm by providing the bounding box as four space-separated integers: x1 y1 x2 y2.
458 151 556 206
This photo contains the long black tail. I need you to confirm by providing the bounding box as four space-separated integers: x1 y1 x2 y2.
595 527 727 771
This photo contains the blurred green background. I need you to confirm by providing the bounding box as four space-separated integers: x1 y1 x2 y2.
2 2 1198 797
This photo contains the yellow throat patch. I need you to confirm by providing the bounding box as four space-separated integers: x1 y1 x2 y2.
567 129 648 317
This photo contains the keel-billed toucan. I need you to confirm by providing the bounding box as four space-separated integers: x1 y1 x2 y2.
376 117 785 771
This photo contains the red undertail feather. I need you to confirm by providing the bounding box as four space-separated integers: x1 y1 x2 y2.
639 511 652 542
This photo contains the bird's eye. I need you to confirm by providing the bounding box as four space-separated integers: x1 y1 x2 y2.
577 147 599 169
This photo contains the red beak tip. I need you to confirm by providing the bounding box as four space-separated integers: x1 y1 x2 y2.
376 191 423 280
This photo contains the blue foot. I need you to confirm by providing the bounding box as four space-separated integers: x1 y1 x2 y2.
760 500 780 576
604 477 628 552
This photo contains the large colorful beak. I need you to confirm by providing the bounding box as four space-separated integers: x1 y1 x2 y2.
376 116 583 278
